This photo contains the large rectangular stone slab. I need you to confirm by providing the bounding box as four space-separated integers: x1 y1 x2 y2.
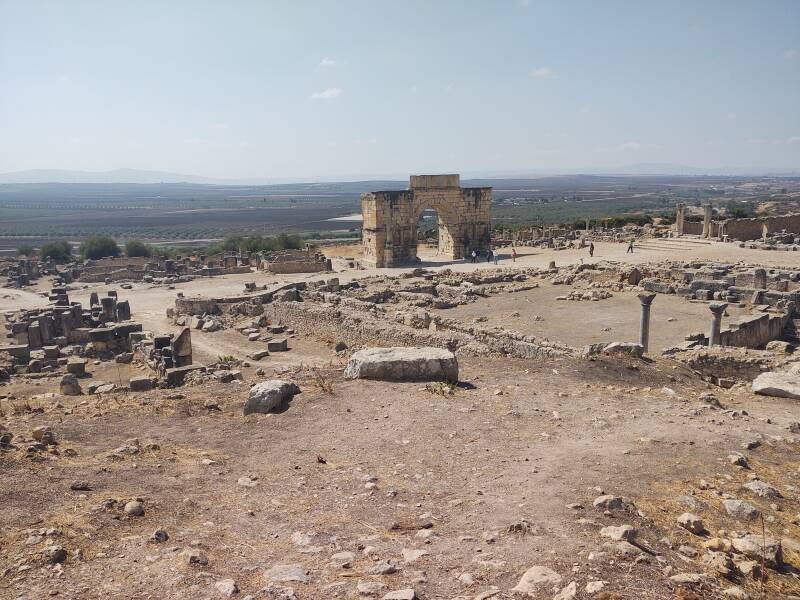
344 346 458 383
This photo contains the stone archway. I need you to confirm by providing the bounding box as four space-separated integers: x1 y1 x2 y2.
361 174 492 268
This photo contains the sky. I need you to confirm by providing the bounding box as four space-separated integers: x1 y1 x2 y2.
1 0 799 180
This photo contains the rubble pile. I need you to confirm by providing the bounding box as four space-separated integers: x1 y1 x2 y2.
0 287 142 380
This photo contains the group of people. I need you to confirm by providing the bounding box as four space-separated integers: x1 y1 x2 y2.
468 246 519 264
464 238 635 265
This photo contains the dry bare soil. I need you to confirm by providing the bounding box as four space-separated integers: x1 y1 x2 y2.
2 239 800 599
2 350 799 599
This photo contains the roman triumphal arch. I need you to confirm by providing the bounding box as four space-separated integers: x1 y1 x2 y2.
360 174 492 267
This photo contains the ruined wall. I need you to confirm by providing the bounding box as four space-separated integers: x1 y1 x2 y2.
266 299 574 359
682 222 704 236
79 268 146 283
719 311 792 348
259 250 331 274
361 174 492 267
721 213 800 241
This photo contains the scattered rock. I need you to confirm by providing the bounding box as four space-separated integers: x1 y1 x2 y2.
585 581 606 593
124 500 144 516
553 581 577 600
731 534 782 568
244 380 301 415
728 453 749 468
743 480 782 498
366 560 398 575
510 565 562 594
722 587 750 600
669 573 709 584
600 524 637 541
152 529 169 543
264 564 310 584
215 579 239 597
592 495 625 510
723 499 759 520
677 512 705 535
357 581 387 597
59 374 82 396
45 545 67 563
382 590 416 600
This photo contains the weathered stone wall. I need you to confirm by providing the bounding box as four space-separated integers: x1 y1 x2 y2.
79 268 146 283
361 174 492 267
721 213 800 241
258 250 331 274
719 311 792 348
682 221 704 236
265 298 575 359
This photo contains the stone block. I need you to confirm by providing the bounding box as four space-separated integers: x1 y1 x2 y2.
344 347 458 382
66 358 86 375
752 372 800 400
165 364 205 386
129 376 154 391
267 338 288 352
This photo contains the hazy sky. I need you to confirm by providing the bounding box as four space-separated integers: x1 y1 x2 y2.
1 0 799 179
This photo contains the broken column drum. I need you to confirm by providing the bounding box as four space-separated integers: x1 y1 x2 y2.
637 293 656 353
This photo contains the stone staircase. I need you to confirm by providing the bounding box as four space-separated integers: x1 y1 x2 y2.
634 237 714 251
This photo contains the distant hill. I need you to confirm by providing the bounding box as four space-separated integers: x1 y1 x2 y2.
0 168 248 185
1 165 798 185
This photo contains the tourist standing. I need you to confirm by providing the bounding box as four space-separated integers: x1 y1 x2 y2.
627 239 634 254
589 242 594 257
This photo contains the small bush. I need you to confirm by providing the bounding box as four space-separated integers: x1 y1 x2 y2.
125 240 152 257
40 240 72 262
80 235 121 260
16 244 35 257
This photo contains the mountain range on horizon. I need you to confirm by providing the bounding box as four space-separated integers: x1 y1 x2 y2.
0 164 798 186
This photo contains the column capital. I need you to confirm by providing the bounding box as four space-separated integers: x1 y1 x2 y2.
709 302 728 316
637 292 656 306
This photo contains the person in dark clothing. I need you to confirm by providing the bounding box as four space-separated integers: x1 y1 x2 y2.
627 239 634 253
589 242 594 257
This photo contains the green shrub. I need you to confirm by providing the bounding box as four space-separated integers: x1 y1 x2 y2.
40 240 72 262
16 244 35 257
125 240 152 257
80 235 121 260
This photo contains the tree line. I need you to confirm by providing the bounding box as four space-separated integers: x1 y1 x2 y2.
17 233 303 263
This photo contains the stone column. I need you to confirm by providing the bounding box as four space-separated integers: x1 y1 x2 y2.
708 302 728 346
638 293 656 353
675 203 685 236
702 203 712 238
585 218 590 232
753 268 767 290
